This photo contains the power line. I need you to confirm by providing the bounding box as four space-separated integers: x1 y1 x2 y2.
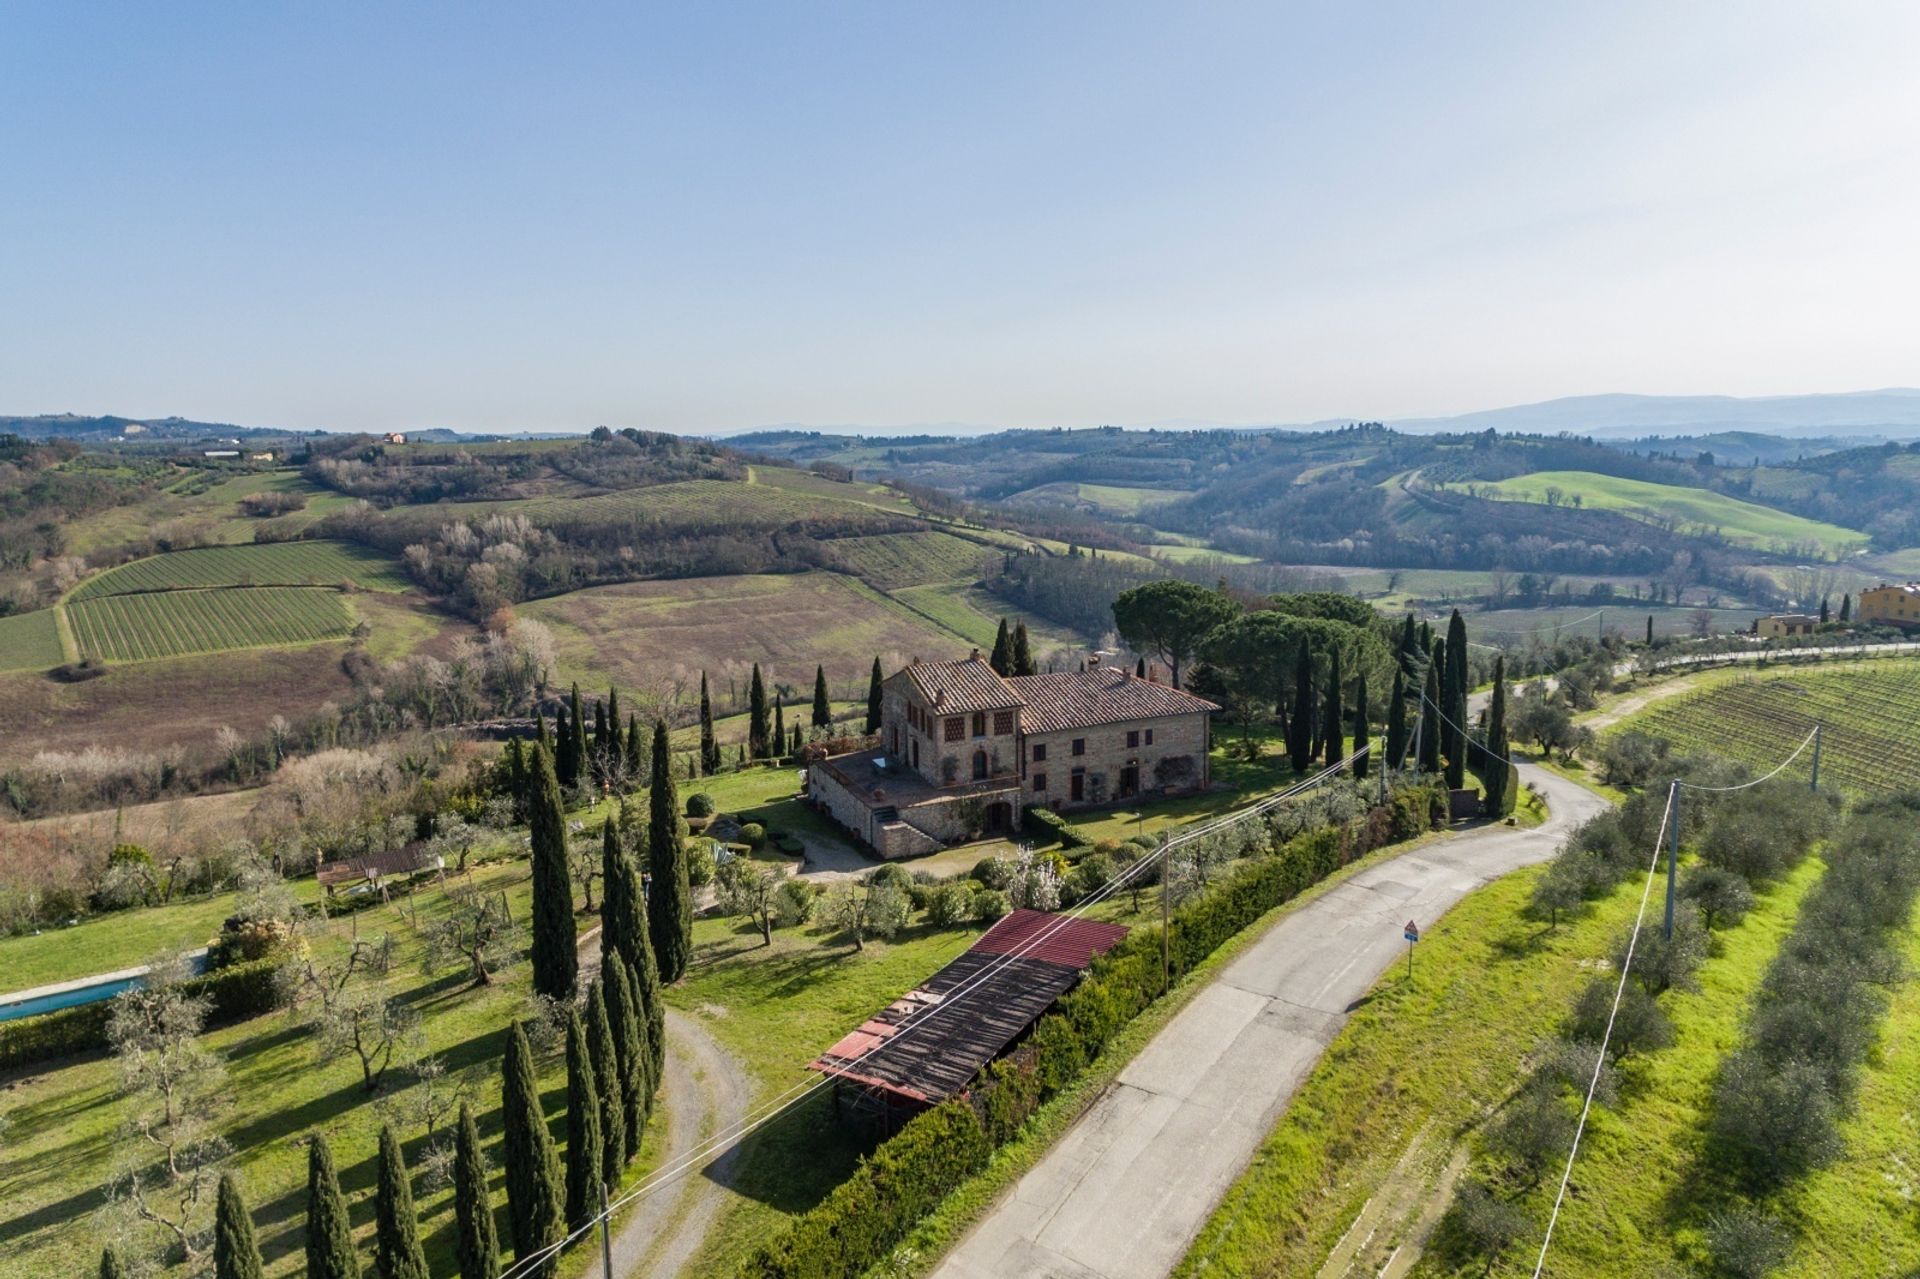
498 749 1374 1279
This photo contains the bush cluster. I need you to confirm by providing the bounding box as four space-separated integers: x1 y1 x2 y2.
1020 804 1090 850
739 780 1446 1278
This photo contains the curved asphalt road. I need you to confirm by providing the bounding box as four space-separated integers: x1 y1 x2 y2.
933 763 1609 1279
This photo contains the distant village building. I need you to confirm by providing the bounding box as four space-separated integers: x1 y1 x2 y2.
249 450 275 462
1858 583 1920 629
383 432 408 445
808 650 1217 858
202 449 240 459
1756 613 1819 638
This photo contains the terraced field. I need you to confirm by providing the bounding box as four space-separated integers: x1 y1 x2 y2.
71 539 409 599
0 609 66 671
1617 663 1920 794
824 530 996 589
66 587 354 662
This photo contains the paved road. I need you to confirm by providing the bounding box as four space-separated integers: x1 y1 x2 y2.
933 764 1609 1279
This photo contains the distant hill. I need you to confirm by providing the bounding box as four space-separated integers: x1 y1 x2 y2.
1388 389 1920 440
0 413 272 441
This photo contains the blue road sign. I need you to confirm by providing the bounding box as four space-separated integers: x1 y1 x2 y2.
1404 920 1419 943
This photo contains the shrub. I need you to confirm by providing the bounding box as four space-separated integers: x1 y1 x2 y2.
970 856 1015 891
1705 1205 1791 1278
865 862 914 891
1681 865 1755 930
1484 1089 1575 1185
685 793 716 818
925 883 976 928
970 887 1010 921
1436 1181 1528 1270
1615 908 1708 996
1569 978 1673 1061
1062 853 1115 906
1021 804 1089 849
686 840 715 888
738 822 766 848
1594 730 1671 787
1709 1051 1842 1187
772 879 816 927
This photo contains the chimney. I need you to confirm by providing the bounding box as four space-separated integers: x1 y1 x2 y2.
1086 653 1100 669
969 647 982 661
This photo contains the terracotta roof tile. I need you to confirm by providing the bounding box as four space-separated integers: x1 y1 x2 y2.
1006 669 1219 735
895 654 1024 714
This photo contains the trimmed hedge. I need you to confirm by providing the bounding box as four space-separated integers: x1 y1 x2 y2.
1021 804 1090 850
0 956 284 1070
741 781 1446 1277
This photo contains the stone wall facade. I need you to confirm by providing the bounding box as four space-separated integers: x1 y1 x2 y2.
1021 710 1210 811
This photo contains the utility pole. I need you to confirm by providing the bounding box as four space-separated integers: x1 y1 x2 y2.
1663 781 1682 940
1160 831 1172 996
1810 723 1823 792
598 1181 614 1279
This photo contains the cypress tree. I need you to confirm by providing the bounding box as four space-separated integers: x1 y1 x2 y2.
214 1172 265 1279
1646 614 1654 645
99 1249 127 1279
625 712 644 781
865 656 884 733
1136 657 1147 678
812 665 831 728
1419 619 1433 653
648 720 691 983
375 1125 430 1279
607 688 622 757
1385 668 1408 769
592 699 608 769
502 1023 563 1274
1288 643 1314 772
1444 610 1469 784
306 1134 361 1279
1820 595 1831 624
454 1103 500 1279
601 818 642 972
602 952 649 1159
1840 592 1852 622
1321 645 1344 768
772 698 786 760
564 1009 603 1232
586 981 626 1176
747 664 770 760
623 900 665 1084
1351 671 1369 780
1398 612 1419 675
1484 656 1511 814
1419 661 1443 774
554 704 575 789
989 618 1012 675
527 743 576 1001
504 737 528 821
568 684 587 787
1013 621 1035 676
698 673 719 776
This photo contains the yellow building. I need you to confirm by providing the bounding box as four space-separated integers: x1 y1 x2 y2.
1858 583 1920 629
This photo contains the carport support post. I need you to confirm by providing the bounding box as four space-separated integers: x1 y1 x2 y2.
1663 781 1681 941
1810 724 1822 792
598 1182 614 1278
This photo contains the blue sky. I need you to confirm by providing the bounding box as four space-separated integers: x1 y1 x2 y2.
2 3 1916 433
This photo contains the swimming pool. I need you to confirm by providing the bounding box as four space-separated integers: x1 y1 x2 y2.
0 950 211 1023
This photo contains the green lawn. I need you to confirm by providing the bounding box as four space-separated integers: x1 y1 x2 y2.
1 885 311 991
1456 470 1868 557
0 607 66 671
0 860 662 1279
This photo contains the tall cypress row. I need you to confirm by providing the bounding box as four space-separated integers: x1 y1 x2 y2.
602 952 648 1160
601 818 642 967
1321 645 1344 768
1484 657 1511 814
812 664 832 728
568 683 587 787
624 896 665 1084
554 704 574 789
625 712 644 781
306 1134 362 1279
375 1126 430 1279
527 742 576 1001
1398 612 1419 676
454 1102 501 1279
1288 643 1314 772
1385 668 1408 770
1013 621 1035 676
607 687 622 763
989 618 1012 675
214 1173 265 1279
563 1009 603 1232
865 656 885 733
501 1023 564 1276
586 980 626 1176
772 699 786 760
698 673 719 776
747 664 770 760
1351 671 1369 780
1419 661 1444 774
647 720 691 983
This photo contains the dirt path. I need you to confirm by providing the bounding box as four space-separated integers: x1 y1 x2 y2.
577 936 754 1279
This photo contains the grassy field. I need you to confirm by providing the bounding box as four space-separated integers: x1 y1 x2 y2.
523 571 977 695
1466 603 1762 644
1174 849 1825 1279
0 608 66 671
1148 543 1259 566
822 530 996 589
1454 470 1868 557
67 586 354 662
0 859 640 1279
1614 662 1920 795
71 540 409 600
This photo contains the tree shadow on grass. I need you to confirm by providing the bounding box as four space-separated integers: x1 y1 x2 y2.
714 1087 880 1213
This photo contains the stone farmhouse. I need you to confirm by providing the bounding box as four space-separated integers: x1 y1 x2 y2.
808 650 1218 858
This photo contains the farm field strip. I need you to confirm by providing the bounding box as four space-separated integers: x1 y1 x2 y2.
1622 666 1920 795
822 529 996 589
71 539 409 599
0 608 66 671
67 587 354 662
